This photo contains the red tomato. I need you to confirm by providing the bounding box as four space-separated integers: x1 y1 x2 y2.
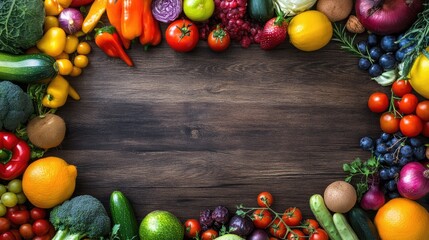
201 229 218 240
207 26 230 52
400 114 423 137
9 230 20 240
32 235 51 240
0 218 10 234
309 228 329 240
269 238 279 240
0 231 16 240
368 92 389 113
32 219 50 237
165 19 199 52
416 100 429 122
398 93 418 114
268 218 286 238
7 210 30 226
18 224 34 240
252 209 273 229
287 229 305 240
281 207 302 226
422 121 429 137
302 219 319 235
30 208 46 221
184 219 201 238
380 112 400 134
392 79 412 97
257 192 274 207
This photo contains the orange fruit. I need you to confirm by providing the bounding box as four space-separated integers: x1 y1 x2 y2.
22 156 77 209
374 198 429 240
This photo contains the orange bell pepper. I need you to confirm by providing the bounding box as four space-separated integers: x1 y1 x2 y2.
106 0 131 49
121 0 143 40
139 0 161 47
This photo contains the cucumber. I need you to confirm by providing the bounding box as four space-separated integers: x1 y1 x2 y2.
309 194 341 240
348 207 379 240
333 213 359 240
248 0 274 22
110 191 139 240
0 52 58 83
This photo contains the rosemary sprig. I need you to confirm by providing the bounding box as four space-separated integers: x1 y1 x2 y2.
332 23 372 62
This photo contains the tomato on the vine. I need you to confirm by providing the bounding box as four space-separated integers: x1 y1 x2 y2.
208 26 230 52
184 219 201 238
165 19 199 52
380 112 400 134
368 92 389 113
400 114 423 137
282 207 302 226
309 228 329 240
252 209 273 229
287 229 305 240
416 100 429 121
201 229 218 240
302 218 319 235
268 218 286 238
257 191 274 207
392 79 412 97
398 93 418 114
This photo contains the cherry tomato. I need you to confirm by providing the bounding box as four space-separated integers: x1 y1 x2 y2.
207 26 230 52
32 235 51 240
165 19 199 52
281 207 302 226
309 228 329 240
287 229 305 240
422 121 429 137
32 219 50 237
257 191 274 207
30 208 46 221
416 100 429 121
302 218 319 235
201 229 218 240
368 92 389 113
268 218 286 238
380 112 400 134
400 114 423 137
0 218 10 234
252 209 273 229
392 79 412 97
19 224 34 240
269 238 279 240
184 219 201 238
398 93 418 114
0 231 16 240
7 210 30 225
9 230 20 240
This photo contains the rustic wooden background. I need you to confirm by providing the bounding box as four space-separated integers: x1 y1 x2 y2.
48 35 422 222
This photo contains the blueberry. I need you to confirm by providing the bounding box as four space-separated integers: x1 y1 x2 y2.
379 53 396 70
397 35 411 48
358 58 371 70
409 138 422 147
395 49 406 62
384 153 395 165
360 136 374 151
386 179 397 192
388 166 400 179
368 64 383 77
388 191 400 199
398 156 411 167
376 143 388 154
380 35 399 52
380 132 391 142
379 168 390 180
369 47 383 61
357 41 369 54
367 33 378 47
376 138 384 146
413 146 426 160
400 145 413 157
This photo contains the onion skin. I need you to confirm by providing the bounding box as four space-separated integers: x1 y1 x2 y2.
58 8 84 35
397 162 429 200
360 184 385 211
355 0 423 35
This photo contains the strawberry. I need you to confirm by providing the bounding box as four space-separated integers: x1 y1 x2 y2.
260 17 288 50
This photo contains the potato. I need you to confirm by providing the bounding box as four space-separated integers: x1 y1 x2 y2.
323 180 357 213
317 0 353 22
27 113 66 150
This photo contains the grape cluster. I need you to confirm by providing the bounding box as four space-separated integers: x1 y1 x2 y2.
360 132 426 198
0 179 26 216
357 33 413 77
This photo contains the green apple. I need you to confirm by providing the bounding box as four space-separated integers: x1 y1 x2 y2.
183 0 215 22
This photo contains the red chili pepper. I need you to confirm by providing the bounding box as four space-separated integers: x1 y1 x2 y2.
95 26 133 66
70 0 95 7
0 132 31 180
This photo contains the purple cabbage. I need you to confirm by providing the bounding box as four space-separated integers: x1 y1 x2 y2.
151 0 182 23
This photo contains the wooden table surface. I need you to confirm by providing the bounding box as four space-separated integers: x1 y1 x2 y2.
48 36 402 221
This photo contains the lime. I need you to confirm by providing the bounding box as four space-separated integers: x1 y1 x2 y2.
183 0 215 22
139 210 184 240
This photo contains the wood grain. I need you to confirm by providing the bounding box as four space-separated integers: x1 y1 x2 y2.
48 39 427 222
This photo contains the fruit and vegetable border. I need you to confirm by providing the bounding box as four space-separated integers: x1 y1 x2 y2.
1 0 429 239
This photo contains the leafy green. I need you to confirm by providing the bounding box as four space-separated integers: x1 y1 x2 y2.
343 156 380 200
0 0 45 54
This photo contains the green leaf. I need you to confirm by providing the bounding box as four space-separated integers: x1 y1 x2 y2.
343 163 351 172
235 209 246 217
345 176 353 182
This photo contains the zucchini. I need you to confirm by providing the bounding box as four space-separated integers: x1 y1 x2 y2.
0 52 58 83
348 207 380 240
248 0 274 22
333 213 359 240
309 194 342 240
110 191 139 240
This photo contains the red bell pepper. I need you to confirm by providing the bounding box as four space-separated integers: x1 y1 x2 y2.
95 26 134 66
70 0 95 7
0 132 31 180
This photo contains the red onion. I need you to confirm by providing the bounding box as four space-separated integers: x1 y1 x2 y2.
360 183 386 210
397 162 429 200
355 0 423 35
58 8 84 35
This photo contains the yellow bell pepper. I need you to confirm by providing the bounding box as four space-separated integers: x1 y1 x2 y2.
409 47 429 99
82 0 108 34
44 0 63 16
58 0 73 8
42 75 80 109
44 16 60 32
37 27 67 57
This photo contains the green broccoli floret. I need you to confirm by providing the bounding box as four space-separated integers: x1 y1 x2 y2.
50 195 111 240
0 81 34 131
